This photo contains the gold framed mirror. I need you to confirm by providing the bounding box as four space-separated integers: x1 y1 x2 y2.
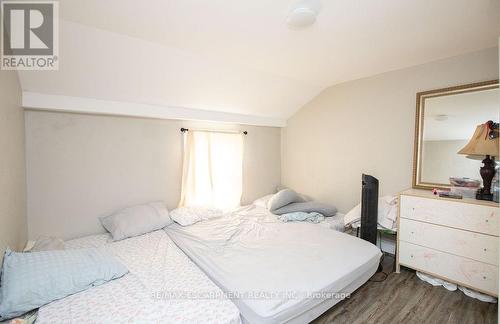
412 80 499 190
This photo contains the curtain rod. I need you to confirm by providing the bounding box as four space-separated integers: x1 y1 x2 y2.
180 128 248 135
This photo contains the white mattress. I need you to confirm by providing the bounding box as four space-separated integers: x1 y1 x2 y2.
165 206 382 324
37 230 241 324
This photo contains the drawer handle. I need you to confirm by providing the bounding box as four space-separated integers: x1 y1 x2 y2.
485 219 489 223
411 231 414 234
410 254 414 258
483 276 487 280
484 248 487 252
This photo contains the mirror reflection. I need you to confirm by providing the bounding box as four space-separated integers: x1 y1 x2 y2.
414 82 499 188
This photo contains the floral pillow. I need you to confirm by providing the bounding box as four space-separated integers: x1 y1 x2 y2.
170 207 224 226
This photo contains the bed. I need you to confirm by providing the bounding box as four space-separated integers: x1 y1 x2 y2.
165 205 382 324
36 230 241 324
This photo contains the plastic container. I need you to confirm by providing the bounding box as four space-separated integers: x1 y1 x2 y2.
450 187 477 199
449 177 481 188
492 172 499 203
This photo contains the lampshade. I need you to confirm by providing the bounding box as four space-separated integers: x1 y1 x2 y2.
458 124 499 157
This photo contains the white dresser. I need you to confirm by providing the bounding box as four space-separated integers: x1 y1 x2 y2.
396 189 499 297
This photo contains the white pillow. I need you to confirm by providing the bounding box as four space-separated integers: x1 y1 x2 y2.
252 194 274 208
170 207 224 226
100 202 172 241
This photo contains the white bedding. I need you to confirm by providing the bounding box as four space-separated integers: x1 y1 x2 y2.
37 230 241 324
165 205 382 324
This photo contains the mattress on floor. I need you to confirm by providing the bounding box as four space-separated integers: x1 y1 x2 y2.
165 205 382 324
37 230 241 324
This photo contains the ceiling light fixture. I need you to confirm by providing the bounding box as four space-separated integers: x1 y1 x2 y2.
434 114 449 121
286 1 321 29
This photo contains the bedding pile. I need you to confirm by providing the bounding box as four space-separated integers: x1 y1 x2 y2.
253 194 346 230
36 231 241 324
344 195 398 230
277 211 324 223
265 189 337 220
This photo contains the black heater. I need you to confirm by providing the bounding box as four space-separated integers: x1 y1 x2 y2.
360 174 382 272
360 174 379 245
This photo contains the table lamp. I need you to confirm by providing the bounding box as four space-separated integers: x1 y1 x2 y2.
458 122 499 201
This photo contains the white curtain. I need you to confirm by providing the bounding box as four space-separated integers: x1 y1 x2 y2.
179 131 244 210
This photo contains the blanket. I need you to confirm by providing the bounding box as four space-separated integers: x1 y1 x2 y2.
277 211 325 223
344 195 398 230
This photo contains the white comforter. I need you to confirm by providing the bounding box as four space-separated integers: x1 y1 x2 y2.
165 205 382 324
37 230 241 324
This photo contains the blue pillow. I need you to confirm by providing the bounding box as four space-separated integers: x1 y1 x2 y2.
0 247 128 320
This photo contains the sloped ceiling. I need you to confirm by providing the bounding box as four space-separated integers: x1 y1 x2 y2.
19 0 500 126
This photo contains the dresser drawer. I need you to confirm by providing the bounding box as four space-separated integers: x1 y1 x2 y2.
400 195 499 236
400 218 498 265
399 241 498 296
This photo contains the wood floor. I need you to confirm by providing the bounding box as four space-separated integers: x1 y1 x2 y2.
312 255 497 324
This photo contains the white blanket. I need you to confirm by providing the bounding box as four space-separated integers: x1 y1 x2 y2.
37 231 241 324
165 205 382 324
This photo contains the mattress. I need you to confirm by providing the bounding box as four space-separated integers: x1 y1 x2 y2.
37 230 241 324
165 205 382 324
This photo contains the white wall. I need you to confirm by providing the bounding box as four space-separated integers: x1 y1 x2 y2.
421 140 482 184
25 111 281 240
0 70 27 262
282 47 499 213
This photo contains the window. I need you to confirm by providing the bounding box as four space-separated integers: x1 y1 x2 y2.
179 131 243 210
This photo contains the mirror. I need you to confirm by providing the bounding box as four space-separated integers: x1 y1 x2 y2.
413 80 499 190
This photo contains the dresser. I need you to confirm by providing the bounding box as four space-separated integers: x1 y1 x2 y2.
396 189 499 297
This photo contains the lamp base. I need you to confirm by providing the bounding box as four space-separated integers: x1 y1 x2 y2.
476 188 494 201
476 155 496 201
